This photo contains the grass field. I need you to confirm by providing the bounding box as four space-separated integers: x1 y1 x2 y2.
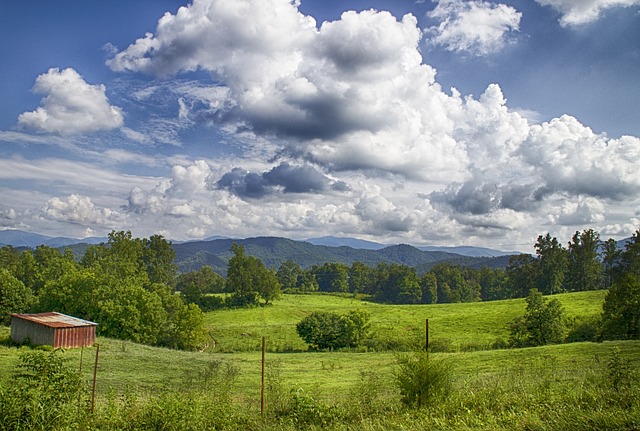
203 290 607 352
2 290 638 430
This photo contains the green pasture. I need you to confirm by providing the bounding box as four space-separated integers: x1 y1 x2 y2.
0 289 613 400
0 290 638 430
203 290 607 352
1 329 638 406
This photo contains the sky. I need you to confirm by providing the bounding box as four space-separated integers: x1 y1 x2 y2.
0 0 639 253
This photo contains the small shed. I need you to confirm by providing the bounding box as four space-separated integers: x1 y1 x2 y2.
10 312 98 349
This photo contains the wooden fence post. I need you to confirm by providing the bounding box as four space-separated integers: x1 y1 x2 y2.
425 319 429 352
91 344 99 414
261 336 265 416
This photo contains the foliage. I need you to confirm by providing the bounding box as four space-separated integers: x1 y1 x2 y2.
0 268 33 324
312 262 349 293
601 274 640 340
226 243 281 306
504 253 537 298
509 288 566 347
0 350 84 431
176 265 226 311
394 351 453 408
566 229 603 292
296 310 370 350
374 263 422 304
34 232 207 350
534 233 568 294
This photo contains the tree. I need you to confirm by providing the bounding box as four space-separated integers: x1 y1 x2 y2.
226 243 281 306
296 270 319 292
602 238 622 289
430 263 480 303
420 272 438 304
534 233 568 294
478 267 508 301
312 262 349 293
509 288 566 347
143 234 177 287
0 268 33 324
601 274 640 340
375 264 421 304
348 262 376 294
277 260 303 291
296 310 370 350
565 229 603 292
505 254 537 298
176 266 225 310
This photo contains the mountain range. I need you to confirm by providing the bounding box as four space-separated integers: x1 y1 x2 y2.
0 229 517 275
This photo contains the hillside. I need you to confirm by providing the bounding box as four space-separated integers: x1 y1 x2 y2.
172 236 513 274
0 230 517 274
1 290 638 431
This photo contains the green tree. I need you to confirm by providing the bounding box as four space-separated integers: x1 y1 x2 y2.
176 266 225 310
395 352 453 409
602 238 622 289
296 270 319 292
601 274 640 340
312 262 349 293
420 272 438 304
478 267 508 301
534 233 568 294
226 243 281 306
509 288 566 347
0 268 34 324
505 253 537 298
430 263 480 303
143 234 177 287
566 229 603 292
348 262 376 294
277 260 303 291
296 310 370 350
375 264 421 304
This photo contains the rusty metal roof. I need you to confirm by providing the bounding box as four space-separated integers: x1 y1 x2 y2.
11 312 98 328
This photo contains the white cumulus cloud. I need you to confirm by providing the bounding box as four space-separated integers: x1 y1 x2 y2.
18 68 124 135
427 0 522 55
535 0 640 26
44 194 120 225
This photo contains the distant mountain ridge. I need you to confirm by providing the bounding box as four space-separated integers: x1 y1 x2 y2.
171 237 512 275
0 229 105 248
0 229 518 275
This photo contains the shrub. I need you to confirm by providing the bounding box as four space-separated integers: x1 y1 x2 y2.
509 288 566 347
0 350 85 431
394 352 453 408
296 310 370 350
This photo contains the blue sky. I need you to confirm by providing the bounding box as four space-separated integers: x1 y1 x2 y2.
0 0 639 252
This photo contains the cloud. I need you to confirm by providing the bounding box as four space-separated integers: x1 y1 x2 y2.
534 0 640 26
43 194 120 225
0 208 17 227
216 162 348 199
18 68 124 135
554 196 606 225
519 115 640 199
426 0 522 55
100 0 640 245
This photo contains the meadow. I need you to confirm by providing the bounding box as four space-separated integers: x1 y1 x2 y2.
1 290 638 430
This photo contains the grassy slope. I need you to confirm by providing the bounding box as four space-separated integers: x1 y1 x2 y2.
204 290 607 352
0 290 616 400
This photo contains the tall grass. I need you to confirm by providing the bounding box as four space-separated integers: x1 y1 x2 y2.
0 341 638 430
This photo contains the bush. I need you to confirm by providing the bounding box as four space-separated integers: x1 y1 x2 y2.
0 350 85 431
394 352 453 409
509 288 566 347
296 310 370 350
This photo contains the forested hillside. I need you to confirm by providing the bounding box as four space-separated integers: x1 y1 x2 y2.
172 236 509 274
